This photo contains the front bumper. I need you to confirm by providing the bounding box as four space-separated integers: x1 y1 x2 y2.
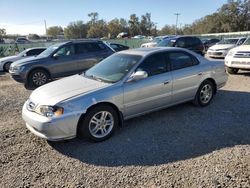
22 101 80 141
225 56 250 70
207 50 228 58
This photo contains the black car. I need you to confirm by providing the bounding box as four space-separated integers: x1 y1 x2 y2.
202 38 220 51
109 43 129 52
158 36 205 55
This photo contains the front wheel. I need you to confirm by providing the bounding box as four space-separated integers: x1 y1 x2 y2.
193 80 215 107
28 69 49 88
226 67 239 74
3 62 12 72
78 105 118 142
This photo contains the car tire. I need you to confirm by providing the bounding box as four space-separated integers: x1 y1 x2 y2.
28 69 49 88
78 105 118 142
3 62 12 72
226 67 239 74
193 80 215 107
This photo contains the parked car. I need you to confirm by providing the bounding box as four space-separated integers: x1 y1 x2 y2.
15 37 31 44
0 38 5 44
141 36 174 48
22 47 228 142
9 40 114 88
133 35 146 39
207 37 246 58
117 32 129 39
108 43 129 52
202 38 220 51
225 37 250 74
158 36 205 55
0 47 46 72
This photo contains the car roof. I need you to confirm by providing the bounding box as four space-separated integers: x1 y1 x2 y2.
26 47 47 50
65 39 103 45
118 47 189 56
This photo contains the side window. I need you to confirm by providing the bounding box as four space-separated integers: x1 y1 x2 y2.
85 43 105 52
54 45 75 57
176 38 186 48
75 43 88 54
238 38 245 45
168 51 199 71
26 49 44 56
136 53 168 77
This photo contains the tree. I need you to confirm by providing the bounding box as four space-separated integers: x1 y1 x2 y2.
47 26 63 37
64 21 88 39
87 20 108 38
159 25 176 35
107 18 124 39
27 34 40 40
0 28 6 39
128 14 140 36
88 12 99 25
140 13 154 36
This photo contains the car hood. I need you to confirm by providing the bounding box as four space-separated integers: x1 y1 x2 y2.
230 45 250 52
11 56 45 67
29 74 111 106
0 55 18 63
209 44 236 50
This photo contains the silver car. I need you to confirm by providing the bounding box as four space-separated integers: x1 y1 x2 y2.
22 47 228 142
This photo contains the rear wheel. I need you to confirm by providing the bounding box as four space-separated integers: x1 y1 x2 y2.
28 69 49 88
78 105 118 142
226 67 239 74
193 80 215 107
3 62 12 72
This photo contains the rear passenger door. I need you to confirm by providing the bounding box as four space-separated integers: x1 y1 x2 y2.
167 51 203 103
75 42 113 71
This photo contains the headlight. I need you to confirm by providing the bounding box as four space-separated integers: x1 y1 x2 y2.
227 51 234 56
35 105 64 117
10 66 25 72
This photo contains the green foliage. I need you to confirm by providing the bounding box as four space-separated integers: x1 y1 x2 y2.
0 28 6 39
47 26 63 37
64 21 88 39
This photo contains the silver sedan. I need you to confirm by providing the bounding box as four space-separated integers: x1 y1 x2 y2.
22 47 228 142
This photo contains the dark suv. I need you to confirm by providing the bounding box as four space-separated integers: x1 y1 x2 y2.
9 40 114 88
158 36 205 55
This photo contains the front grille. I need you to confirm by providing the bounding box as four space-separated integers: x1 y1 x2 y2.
234 51 250 58
208 52 223 56
231 61 250 65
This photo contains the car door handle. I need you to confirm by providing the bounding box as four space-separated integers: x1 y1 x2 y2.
197 72 203 76
163 80 170 85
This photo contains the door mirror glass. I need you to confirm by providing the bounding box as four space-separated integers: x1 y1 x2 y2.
127 71 148 82
23 53 27 57
52 53 59 59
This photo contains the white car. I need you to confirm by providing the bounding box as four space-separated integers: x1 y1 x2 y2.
0 47 46 72
207 37 246 58
141 36 173 48
225 37 250 74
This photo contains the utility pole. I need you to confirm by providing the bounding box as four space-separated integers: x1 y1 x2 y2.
44 20 47 40
174 13 180 35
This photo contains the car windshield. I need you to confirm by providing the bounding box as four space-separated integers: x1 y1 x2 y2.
243 38 250 45
153 38 162 43
37 44 61 57
218 39 238 45
85 53 142 83
157 39 175 47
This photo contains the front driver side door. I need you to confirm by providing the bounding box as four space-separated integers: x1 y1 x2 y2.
123 52 173 118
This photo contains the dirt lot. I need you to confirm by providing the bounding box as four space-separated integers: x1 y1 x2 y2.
0 70 250 188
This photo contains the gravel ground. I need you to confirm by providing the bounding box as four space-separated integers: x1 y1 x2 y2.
0 69 250 188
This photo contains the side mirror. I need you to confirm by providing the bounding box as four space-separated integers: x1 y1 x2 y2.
52 53 59 59
23 53 27 57
127 71 148 82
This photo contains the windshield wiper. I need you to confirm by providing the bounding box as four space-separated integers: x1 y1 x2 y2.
84 74 105 82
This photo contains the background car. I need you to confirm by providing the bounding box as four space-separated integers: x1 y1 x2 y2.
202 38 220 51
0 47 46 72
15 37 31 44
207 37 246 58
158 36 205 55
9 40 114 88
22 47 227 142
108 43 129 52
141 36 174 48
225 37 250 74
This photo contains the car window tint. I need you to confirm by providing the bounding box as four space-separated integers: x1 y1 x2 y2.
55 45 75 57
26 49 44 56
85 43 105 52
176 38 185 47
136 53 167 77
168 52 198 70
